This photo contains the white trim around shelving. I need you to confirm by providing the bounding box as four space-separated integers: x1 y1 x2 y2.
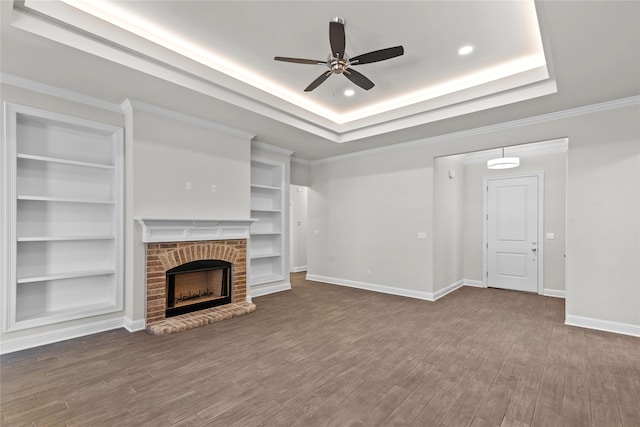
566 315 640 337
0 316 142 354
136 218 255 243
250 282 292 298
123 317 146 332
17 153 115 169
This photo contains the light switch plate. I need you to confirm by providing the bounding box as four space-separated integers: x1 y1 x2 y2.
546 232 555 239
417 232 427 240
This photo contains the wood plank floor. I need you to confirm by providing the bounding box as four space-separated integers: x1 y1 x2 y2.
2 272 639 426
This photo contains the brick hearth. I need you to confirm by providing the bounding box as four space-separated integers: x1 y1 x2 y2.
145 239 251 333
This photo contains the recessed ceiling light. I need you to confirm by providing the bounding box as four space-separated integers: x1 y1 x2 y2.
458 45 474 55
344 88 355 97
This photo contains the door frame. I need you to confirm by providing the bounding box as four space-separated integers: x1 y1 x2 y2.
483 171 545 294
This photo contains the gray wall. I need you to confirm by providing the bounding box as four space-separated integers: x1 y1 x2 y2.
308 103 639 329
462 150 567 292
433 155 465 293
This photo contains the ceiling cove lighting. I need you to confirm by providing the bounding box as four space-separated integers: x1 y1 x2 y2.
59 0 547 126
487 147 520 169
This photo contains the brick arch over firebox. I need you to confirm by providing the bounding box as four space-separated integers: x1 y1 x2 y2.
145 240 247 325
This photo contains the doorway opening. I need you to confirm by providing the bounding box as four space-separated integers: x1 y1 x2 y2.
432 138 567 297
290 185 308 273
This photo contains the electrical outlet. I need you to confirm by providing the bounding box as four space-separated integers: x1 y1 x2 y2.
211 184 217 193
366 269 372 275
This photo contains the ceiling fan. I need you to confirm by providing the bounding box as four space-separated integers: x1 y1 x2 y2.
274 17 404 92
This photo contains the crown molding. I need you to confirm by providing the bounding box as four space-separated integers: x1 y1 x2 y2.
459 137 568 164
251 141 294 157
0 72 123 113
310 95 640 164
120 98 255 141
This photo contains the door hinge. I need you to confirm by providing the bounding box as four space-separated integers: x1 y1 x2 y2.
486 271 488 277
486 243 488 248
486 214 488 220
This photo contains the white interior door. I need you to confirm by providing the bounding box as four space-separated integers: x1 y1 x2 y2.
487 176 539 292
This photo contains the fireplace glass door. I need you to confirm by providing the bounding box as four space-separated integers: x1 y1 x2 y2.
165 260 232 317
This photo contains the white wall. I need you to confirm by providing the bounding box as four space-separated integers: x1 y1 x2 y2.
131 109 250 219
462 150 567 292
309 150 434 296
290 185 308 271
565 107 639 327
433 155 465 292
291 160 311 186
308 102 639 332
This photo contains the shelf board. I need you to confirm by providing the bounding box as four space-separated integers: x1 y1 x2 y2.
250 252 281 260
250 231 281 235
17 195 115 205
18 235 115 242
17 269 116 284
17 153 115 170
250 208 281 213
250 273 285 286
14 301 119 329
250 184 281 191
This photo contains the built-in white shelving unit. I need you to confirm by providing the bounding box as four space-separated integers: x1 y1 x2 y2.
250 158 285 286
3 103 123 331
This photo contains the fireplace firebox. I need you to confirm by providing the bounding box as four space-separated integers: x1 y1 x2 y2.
165 260 232 317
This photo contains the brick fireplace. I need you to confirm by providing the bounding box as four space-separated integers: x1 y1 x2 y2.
137 219 256 335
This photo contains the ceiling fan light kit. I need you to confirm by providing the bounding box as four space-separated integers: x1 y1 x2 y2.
274 17 404 92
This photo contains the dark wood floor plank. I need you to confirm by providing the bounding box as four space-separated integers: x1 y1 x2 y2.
1 273 638 427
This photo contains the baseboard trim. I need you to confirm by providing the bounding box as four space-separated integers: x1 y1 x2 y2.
463 279 484 288
250 282 292 298
433 280 465 300
290 265 307 273
0 317 126 355
306 274 434 301
543 289 566 298
123 317 146 332
565 315 640 337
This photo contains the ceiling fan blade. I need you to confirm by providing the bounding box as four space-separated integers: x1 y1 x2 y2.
274 57 326 65
350 46 405 65
305 71 332 92
329 21 346 60
343 68 374 90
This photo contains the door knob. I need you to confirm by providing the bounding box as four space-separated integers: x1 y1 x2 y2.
532 248 537 252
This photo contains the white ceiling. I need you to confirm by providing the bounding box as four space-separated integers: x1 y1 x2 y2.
1 1 639 160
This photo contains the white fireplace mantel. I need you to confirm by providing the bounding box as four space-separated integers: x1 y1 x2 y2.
135 218 256 243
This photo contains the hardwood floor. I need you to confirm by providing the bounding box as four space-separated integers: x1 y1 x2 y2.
2 272 639 426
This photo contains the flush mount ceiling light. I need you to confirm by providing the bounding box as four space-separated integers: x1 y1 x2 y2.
487 147 520 169
344 88 355 97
